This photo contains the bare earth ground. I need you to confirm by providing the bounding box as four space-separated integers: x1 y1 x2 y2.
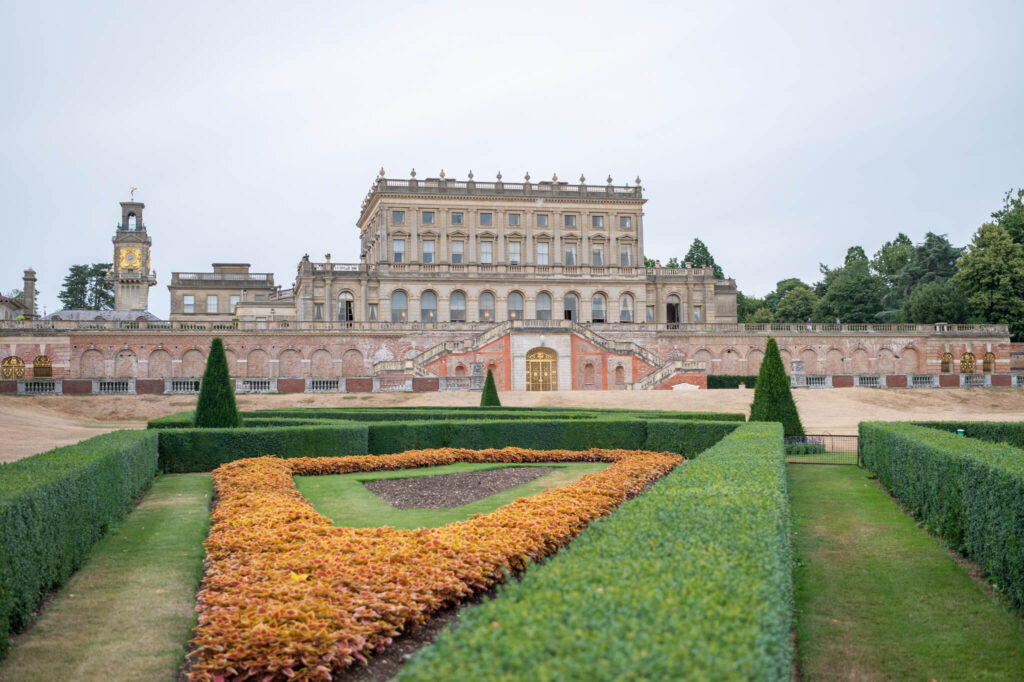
2 387 1023 462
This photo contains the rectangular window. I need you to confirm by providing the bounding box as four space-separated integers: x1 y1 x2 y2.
646 305 655 322
391 210 405 224
619 243 632 266
619 215 632 229
451 212 463 224
421 211 434 224
693 306 703 323
537 214 549 227
393 238 405 263
592 244 604 266
508 213 520 226
254 294 266 302
591 215 604 228
564 214 576 228
423 240 435 264
313 303 324 320
368 303 378 320
451 240 464 264
480 241 493 263
207 295 218 314
509 241 521 264
537 242 549 265
565 243 577 266
183 295 194 314
479 212 492 226
230 295 240 313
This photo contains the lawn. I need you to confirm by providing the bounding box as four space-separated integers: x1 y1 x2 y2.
296 461 609 528
0 473 212 682
789 465 1024 680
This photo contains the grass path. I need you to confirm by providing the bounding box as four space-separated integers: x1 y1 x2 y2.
0 474 212 682
296 462 609 528
789 465 1024 681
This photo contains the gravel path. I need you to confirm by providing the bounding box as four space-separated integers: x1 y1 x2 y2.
364 467 556 509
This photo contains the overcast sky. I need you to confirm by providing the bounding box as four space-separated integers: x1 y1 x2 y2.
2 1 1021 319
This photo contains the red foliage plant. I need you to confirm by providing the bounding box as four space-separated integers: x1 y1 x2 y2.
188 447 682 681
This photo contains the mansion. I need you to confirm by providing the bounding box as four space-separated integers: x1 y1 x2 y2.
0 172 1019 393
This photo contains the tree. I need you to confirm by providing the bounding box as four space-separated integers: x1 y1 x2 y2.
773 285 818 322
952 222 1024 339
194 338 242 428
814 247 886 322
683 239 725 279
480 368 501 407
57 263 114 310
3 289 24 302
749 307 774 323
871 233 914 288
901 280 971 324
763 278 810 313
992 188 1024 244
666 257 681 269
749 338 803 436
643 256 656 268
736 292 767 323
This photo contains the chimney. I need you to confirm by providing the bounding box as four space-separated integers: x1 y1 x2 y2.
22 268 36 319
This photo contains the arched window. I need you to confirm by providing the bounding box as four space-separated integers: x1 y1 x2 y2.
508 291 524 320
338 291 354 322
614 364 626 385
391 291 407 322
940 352 953 373
960 352 977 374
666 294 681 326
563 294 578 322
33 355 52 378
983 352 995 373
450 291 467 322
592 293 607 323
420 290 437 323
1 356 26 379
479 292 495 321
536 292 552 320
619 293 634 323
127 213 137 230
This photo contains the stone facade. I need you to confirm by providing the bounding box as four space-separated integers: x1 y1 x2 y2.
168 264 277 322
108 202 156 311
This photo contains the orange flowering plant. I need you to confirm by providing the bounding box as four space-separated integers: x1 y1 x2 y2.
188 447 681 681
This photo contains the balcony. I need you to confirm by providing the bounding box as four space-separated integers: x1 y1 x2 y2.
171 272 275 287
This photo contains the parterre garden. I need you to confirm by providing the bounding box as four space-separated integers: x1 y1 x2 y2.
2 404 1024 679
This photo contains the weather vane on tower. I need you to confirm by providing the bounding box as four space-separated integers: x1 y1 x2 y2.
130 186 138 201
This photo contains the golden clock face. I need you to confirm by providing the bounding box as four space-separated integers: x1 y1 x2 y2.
119 248 142 269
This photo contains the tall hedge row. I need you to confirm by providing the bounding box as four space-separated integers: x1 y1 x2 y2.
399 422 792 681
0 430 159 655
860 422 1024 610
913 421 1024 449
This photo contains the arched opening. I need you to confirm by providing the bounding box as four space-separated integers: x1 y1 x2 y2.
391 291 408 322
526 347 557 391
508 291 524 320
479 292 495 322
591 294 607 323
983 352 995 373
32 355 52 378
310 349 333 377
536 292 552 320
960 352 977 374
182 349 205 377
619 293 634 323
420 290 437 323
341 349 364 377
454 363 468 377
666 294 681 327
80 349 105 377
450 291 467 322
614 364 626 385
338 291 355 323
563 294 578 322
582 361 596 388
940 352 953 373
1 356 26 379
148 349 173 378
114 350 138 378
127 213 137 230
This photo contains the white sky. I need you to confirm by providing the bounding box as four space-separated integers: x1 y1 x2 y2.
2 1 1021 319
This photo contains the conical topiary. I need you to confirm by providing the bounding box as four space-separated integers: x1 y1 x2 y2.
480 368 501 407
749 337 804 435
194 337 242 428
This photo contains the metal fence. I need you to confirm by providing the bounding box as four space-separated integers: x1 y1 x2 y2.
785 434 859 465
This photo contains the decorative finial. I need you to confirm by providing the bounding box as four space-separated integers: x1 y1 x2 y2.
606 175 613 184
468 170 474 179
496 171 502 180
579 174 586 183
439 169 445 179
410 168 417 178
524 172 530 182
552 173 558 182
635 176 642 185
378 167 385 177
129 186 138 201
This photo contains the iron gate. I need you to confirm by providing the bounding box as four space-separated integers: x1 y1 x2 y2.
785 434 859 465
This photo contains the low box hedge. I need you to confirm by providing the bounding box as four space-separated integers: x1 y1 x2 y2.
708 374 759 389
0 430 159 656
860 422 1024 610
399 422 791 681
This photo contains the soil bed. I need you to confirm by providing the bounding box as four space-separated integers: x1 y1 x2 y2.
364 466 555 509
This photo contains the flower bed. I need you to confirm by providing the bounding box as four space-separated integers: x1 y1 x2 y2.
188 447 681 681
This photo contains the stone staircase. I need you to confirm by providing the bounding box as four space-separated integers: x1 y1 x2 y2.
628 359 708 390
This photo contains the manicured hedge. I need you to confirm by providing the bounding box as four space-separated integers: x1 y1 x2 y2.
860 422 1024 610
0 430 159 656
156 425 369 473
913 421 1024 449
399 422 791 681
708 374 759 389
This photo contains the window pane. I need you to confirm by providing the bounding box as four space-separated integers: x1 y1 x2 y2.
592 245 603 266
537 243 549 265
509 242 521 264
592 294 606 322
207 295 218 313
451 212 463 224
393 239 405 263
620 294 634 322
592 215 604 228
481 241 493 263
183 295 194 314
451 240 464 264
508 292 523 320
564 214 576 227
619 215 631 228
565 243 577 265
391 291 407 322
368 303 378 321
421 291 437 322
479 292 495 321
646 305 655 322
536 292 551 320
391 210 404 223
422 211 434 224
508 213 520 226
313 303 323 320
230 295 240 313
537 214 548 227
450 291 466 322
423 240 434 263
620 244 632 266
479 213 492 225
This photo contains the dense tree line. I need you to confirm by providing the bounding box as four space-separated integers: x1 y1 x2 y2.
57 263 115 310
651 189 1024 339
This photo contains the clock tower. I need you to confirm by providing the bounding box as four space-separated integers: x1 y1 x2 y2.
108 199 156 311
